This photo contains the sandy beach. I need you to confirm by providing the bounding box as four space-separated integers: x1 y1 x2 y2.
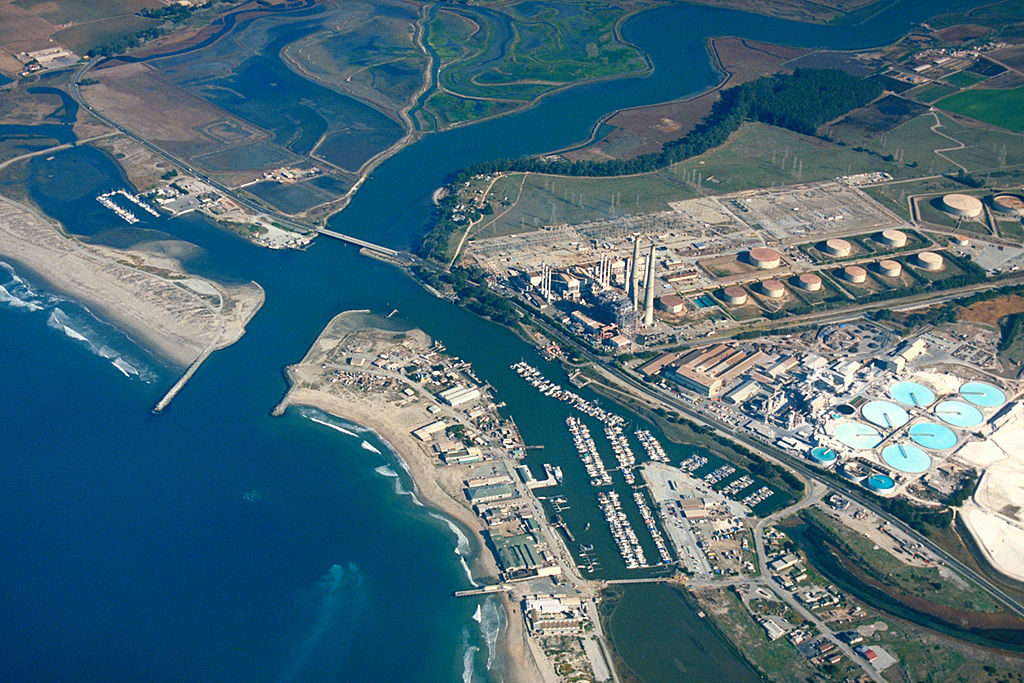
274 312 549 683
0 193 263 367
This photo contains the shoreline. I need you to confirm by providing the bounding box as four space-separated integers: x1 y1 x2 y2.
271 310 547 682
0 193 264 368
274 390 545 683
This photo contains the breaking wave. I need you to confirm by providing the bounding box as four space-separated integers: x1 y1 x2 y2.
360 440 381 454
0 261 155 382
373 462 421 504
478 596 504 671
0 261 60 312
373 465 398 478
429 511 477 588
295 408 358 437
462 642 480 683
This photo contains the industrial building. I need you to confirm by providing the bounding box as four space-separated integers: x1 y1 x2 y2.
666 344 768 396
914 252 944 271
878 229 907 248
439 385 483 407
822 238 852 257
940 193 983 218
490 532 540 574
657 294 686 313
878 339 928 372
747 247 782 270
412 420 447 441
991 193 1024 217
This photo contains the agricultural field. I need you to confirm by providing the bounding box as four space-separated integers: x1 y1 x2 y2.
821 94 928 146
13 0 159 25
936 87 1024 132
945 70 987 88
908 83 957 104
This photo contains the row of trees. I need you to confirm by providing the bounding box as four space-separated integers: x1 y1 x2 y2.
452 68 883 182
87 28 164 57
412 265 522 327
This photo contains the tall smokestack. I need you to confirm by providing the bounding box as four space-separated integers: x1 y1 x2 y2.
629 236 641 311
643 244 656 327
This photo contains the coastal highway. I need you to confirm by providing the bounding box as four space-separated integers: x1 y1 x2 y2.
512 293 1024 622
69 59 399 258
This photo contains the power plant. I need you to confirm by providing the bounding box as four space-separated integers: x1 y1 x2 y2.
643 243 656 327
629 235 642 312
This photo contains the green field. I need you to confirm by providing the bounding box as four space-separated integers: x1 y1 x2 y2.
910 83 957 104
928 0 1024 30
864 110 1024 177
422 92 519 128
936 87 1024 132
945 70 987 88
471 122 897 238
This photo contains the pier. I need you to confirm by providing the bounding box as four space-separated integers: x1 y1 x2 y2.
453 584 507 597
153 347 213 413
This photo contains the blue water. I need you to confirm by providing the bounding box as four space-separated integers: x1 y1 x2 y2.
889 380 936 408
881 443 932 474
959 381 1006 408
908 421 959 450
861 400 910 429
866 474 896 492
834 421 883 449
933 400 984 428
0 1 994 680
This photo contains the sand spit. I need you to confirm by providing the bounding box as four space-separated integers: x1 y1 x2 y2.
0 194 263 367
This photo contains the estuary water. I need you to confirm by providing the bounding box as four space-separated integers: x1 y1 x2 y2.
0 1 989 681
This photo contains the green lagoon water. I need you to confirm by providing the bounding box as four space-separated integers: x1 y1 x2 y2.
0 1 988 680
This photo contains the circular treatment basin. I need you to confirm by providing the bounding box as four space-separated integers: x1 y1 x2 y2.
908 422 958 450
834 421 883 449
809 446 838 466
934 400 983 428
881 443 932 474
861 400 910 429
959 381 1005 408
889 381 935 408
866 474 896 493
835 404 856 416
